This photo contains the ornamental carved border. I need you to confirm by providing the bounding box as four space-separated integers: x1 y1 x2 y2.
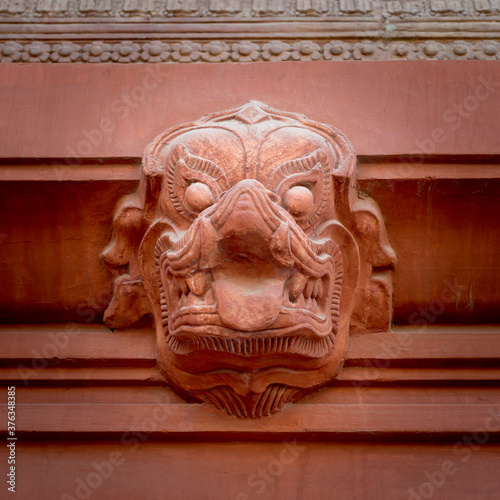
1 39 499 62
1 0 500 62
1 0 500 17
102 102 396 418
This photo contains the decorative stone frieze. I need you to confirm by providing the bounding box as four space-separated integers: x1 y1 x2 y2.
1 39 499 62
0 0 498 61
2 0 500 16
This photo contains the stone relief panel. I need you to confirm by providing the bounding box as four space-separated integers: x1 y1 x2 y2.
102 102 396 417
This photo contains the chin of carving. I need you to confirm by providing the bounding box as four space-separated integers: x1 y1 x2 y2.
102 101 396 418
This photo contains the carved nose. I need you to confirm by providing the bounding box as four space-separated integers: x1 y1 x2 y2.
226 179 280 214
213 179 281 241
230 179 279 198
208 180 292 332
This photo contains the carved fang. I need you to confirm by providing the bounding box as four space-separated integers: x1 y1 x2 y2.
287 272 308 303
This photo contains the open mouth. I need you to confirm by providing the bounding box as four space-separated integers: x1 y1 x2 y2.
155 180 343 359
167 270 331 326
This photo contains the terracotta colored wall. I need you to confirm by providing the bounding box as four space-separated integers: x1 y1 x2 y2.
12 441 500 500
1 61 500 500
1 62 500 159
1 61 499 324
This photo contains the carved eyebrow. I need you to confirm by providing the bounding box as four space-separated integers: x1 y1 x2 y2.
266 150 326 191
169 145 229 188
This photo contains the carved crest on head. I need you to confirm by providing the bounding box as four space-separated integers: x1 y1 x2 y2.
102 102 396 418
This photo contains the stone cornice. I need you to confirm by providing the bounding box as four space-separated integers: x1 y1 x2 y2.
0 0 499 61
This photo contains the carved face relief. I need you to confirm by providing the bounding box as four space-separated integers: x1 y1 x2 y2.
103 102 396 418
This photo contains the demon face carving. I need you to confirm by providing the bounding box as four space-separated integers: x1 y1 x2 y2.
103 102 396 418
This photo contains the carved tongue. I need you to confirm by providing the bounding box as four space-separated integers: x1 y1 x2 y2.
213 277 284 332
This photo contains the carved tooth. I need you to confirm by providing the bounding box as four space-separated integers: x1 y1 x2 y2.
320 277 328 299
176 277 189 295
289 272 307 302
304 278 314 299
313 278 320 298
298 294 306 309
179 293 188 308
186 272 208 296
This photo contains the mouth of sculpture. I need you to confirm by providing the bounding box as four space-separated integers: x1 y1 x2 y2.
163 268 335 358
156 180 342 360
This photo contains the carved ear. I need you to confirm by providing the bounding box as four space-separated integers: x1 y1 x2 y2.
350 196 396 333
352 196 397 268
103 275 150 330
138 219 177 326
102 194 151 329
102 194 145 278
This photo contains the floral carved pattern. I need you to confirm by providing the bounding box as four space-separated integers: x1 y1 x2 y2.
1 39 499 62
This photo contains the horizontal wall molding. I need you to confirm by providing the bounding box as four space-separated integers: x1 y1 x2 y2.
4 403 500 439
2 158 500 181
2 324 500 375
1 37 499 62
2 324 500 438
1 0 500 61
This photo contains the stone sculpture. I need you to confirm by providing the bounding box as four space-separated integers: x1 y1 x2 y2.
103 102 396 417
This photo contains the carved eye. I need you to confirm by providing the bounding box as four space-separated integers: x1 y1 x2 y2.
166 145 229 220
283 185 314 218
185 182 215 212
266 149 329 228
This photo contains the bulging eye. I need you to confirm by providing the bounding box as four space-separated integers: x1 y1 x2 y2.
184 182 214 212
283 185 314 218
